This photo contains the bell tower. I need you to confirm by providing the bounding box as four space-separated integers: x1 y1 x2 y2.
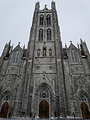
21 1 67 118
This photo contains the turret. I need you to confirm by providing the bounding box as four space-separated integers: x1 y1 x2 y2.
51 1 56 10
80 38 90 65
80 38 89 56
2 40 11 58
35 1 40 11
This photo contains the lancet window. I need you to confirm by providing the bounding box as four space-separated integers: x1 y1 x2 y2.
39 29 43 41
47 28 51 40
12 51 20 64
46 14 51 25
71 50 77 63
39 15 44 25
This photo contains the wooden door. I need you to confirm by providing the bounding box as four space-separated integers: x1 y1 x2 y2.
0 102 9 118
39 99 49 118
80 102 90 119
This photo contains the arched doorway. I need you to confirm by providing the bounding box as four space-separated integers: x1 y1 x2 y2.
80 102 90 119
39 99 49 118
0 102 9 118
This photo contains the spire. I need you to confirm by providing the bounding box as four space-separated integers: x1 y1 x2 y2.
23 44 25 50
35 1 40 10
51 1 56 10
11 45 13 51
9 40 11 45
77 43 79 49
80 38 83 43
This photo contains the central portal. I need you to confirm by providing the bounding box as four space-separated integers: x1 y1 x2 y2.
39 99 49 118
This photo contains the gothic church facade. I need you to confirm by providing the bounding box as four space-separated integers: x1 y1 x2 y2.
0 1 90 119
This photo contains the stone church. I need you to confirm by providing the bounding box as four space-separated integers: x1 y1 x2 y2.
0 1 90 119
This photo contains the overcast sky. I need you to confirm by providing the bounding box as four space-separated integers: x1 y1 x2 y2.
0 0 90 55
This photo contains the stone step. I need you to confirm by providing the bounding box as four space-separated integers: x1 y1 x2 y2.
0 118 89 120
0 118 31 120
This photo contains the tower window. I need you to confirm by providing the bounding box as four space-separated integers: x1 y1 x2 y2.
43 47 46 56
12 51 20 64
49 66 52 70
39 15 44 25
49 47 52 56
39 29 43 41
76 66 79 71
47 28 51 40
11 67 15 71
36 66 40 70
71 50 77 63
46 14 51 25
37 47 41 57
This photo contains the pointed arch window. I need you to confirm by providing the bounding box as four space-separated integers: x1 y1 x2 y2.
46 14 51 25
2 92 11 104
47 28 51 40
71 50 77 63
39 15 44 25
39 87 49 99
39 29 43 41
3 94 11 101
12 51 20 64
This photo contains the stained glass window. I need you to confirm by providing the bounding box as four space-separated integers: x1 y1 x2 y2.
12 51 20 64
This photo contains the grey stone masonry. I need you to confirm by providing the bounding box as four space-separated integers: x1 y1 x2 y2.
0 1 90 120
